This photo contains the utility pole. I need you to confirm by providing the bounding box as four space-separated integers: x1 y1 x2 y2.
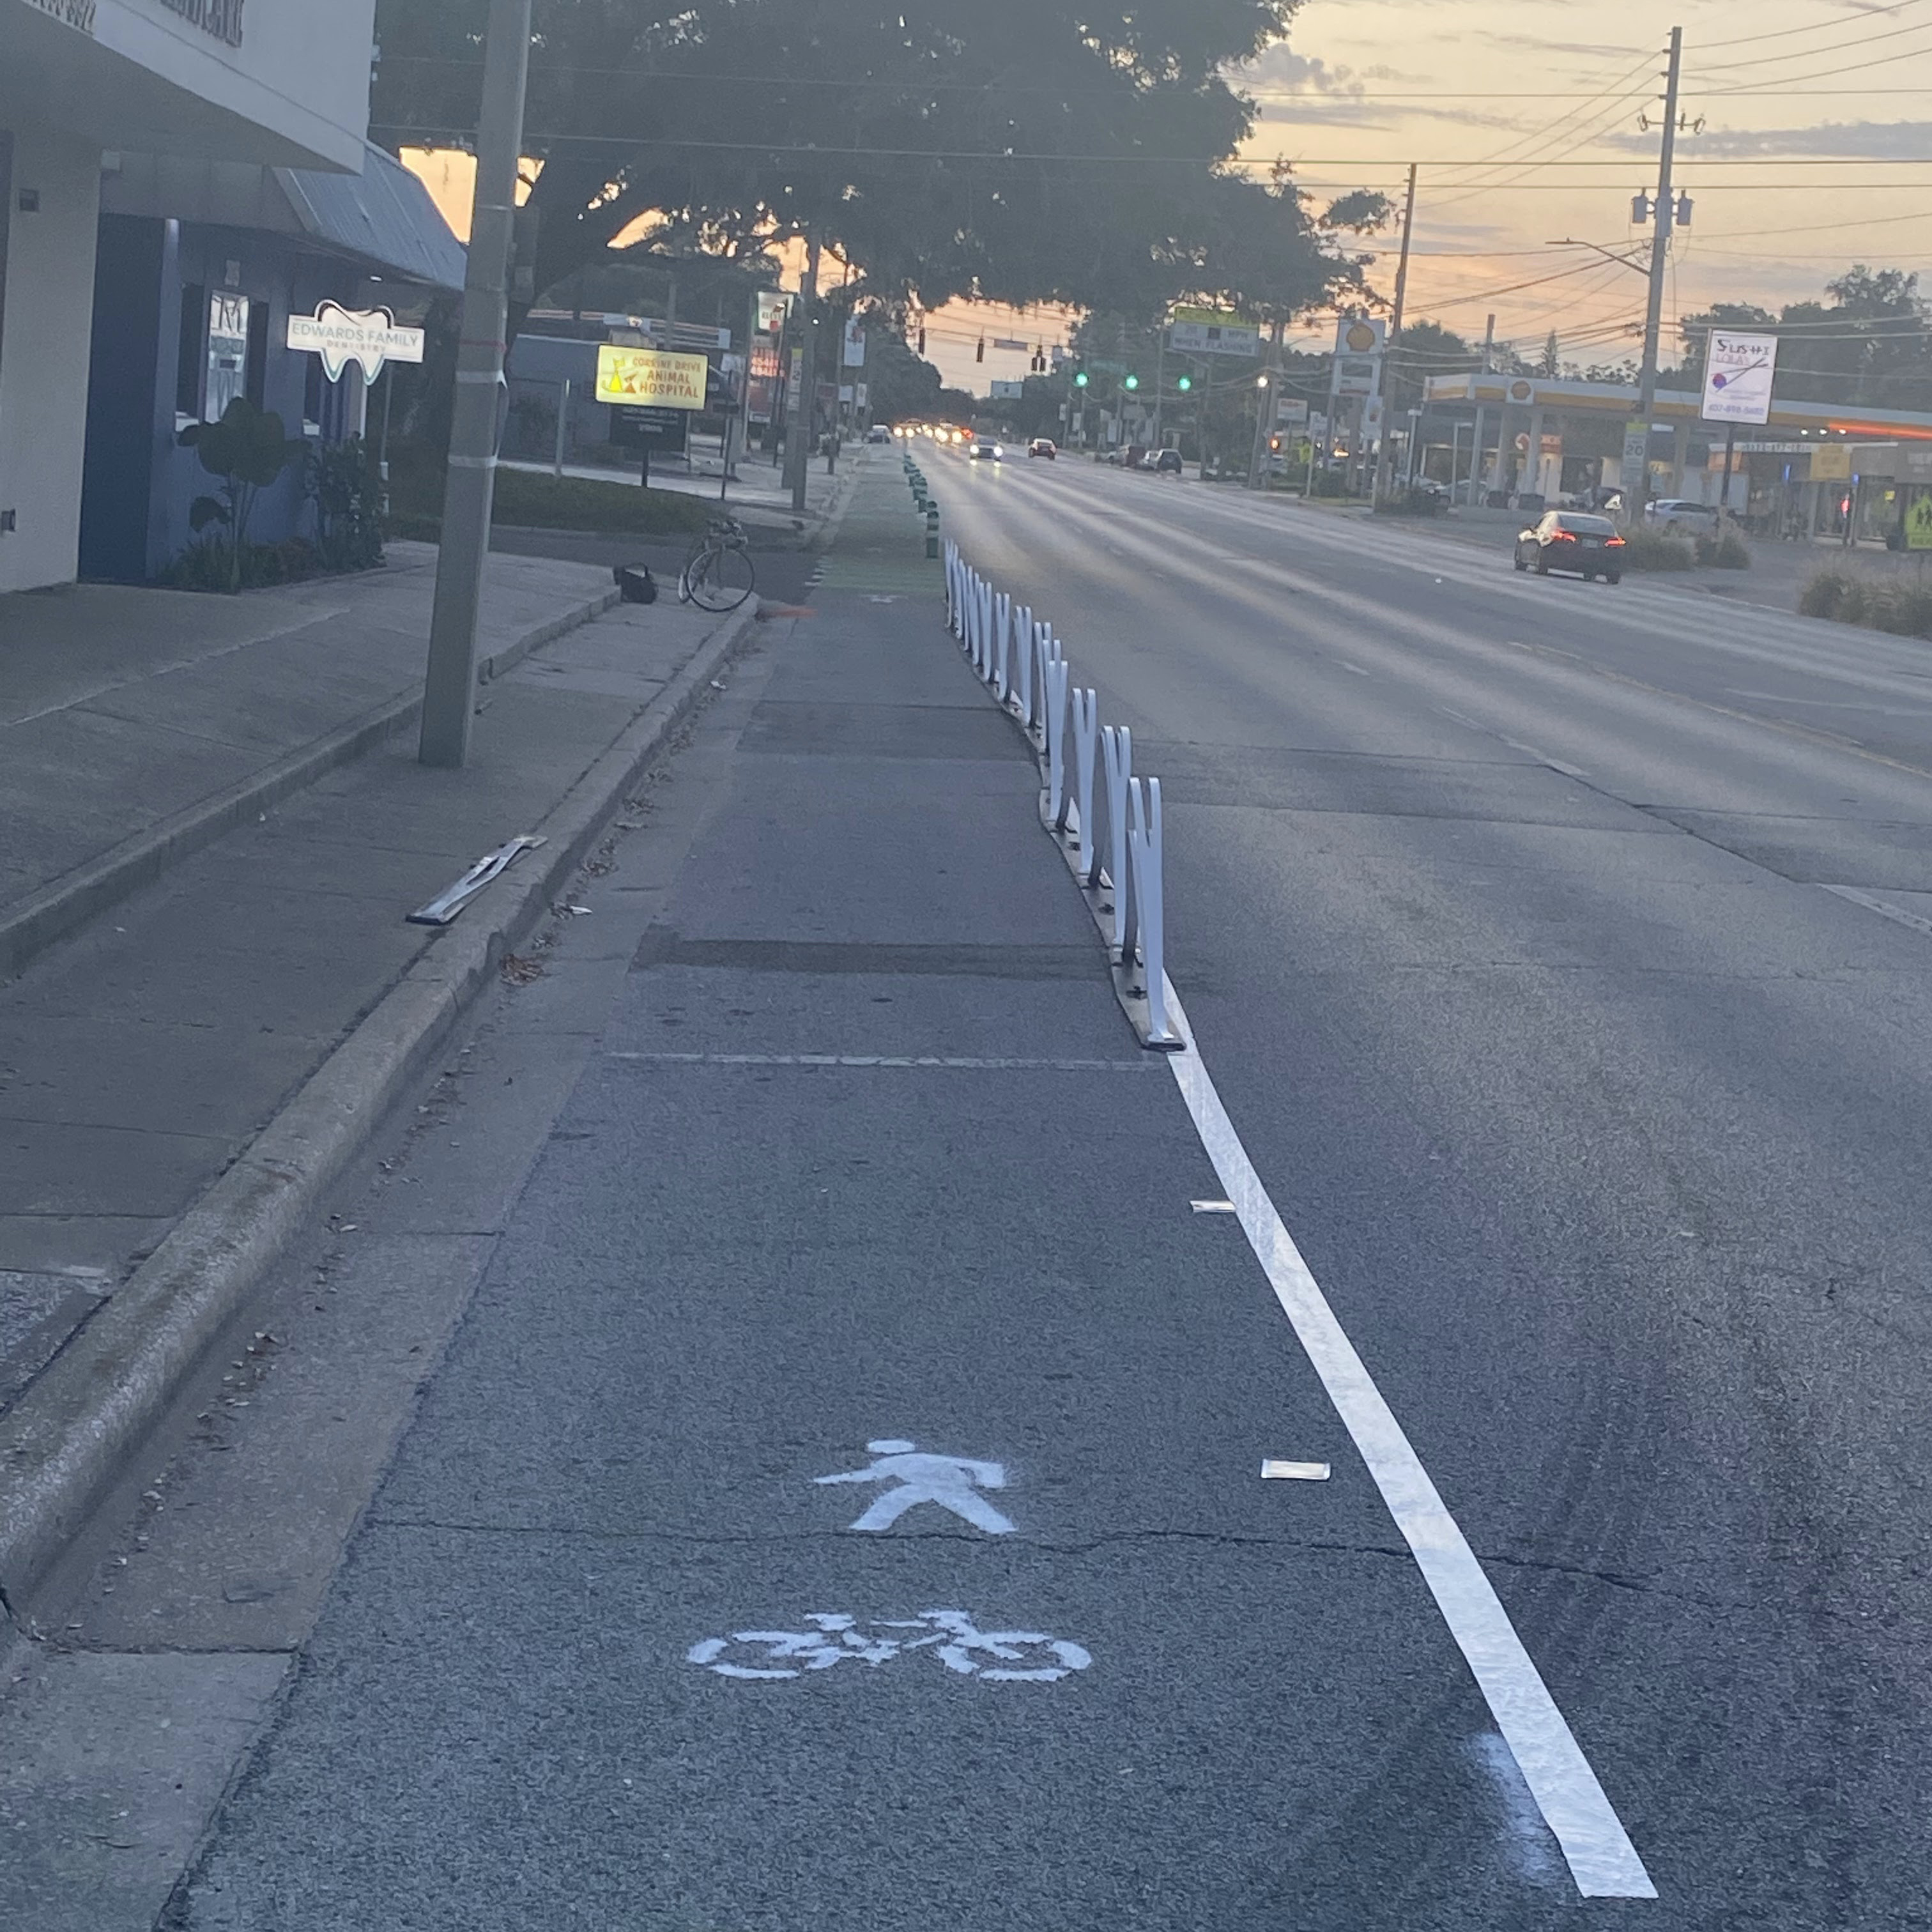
418 0 533 769
1466 310 1494 503
1630 26 1684 518
1248 318 1285 488
1371 162 1418 509
785 231 822 511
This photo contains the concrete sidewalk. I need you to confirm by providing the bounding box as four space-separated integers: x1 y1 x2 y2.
0 543 620 978
0 529 772 1609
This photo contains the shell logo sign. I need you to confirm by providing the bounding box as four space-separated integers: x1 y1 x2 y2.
594 346 710 411
1509 379 1535 402
1340 320 1381 354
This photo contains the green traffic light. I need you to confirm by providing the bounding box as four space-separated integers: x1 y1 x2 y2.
1074 371 1089 387
1176 375 1192 392
1123 374 1140 390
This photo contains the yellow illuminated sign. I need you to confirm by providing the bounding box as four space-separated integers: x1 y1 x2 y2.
1906 494 1932 552
594 346 710 411
1809 443 1852 481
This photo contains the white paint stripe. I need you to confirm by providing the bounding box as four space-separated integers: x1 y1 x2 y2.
1337 661 1372 678
1820 882 1932 939
610 1051 1160 1073
1190 1199 1238 1214
1434 704 1482 730
1158 977 1656 1901
1261 1459 1331 1480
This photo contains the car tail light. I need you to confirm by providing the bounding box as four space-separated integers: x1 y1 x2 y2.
1551 530 1576 542
1606 535 1626 547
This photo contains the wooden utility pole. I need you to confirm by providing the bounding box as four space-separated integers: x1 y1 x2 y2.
785 230 822 510
1629 27 1684 516
1371 162 1418 509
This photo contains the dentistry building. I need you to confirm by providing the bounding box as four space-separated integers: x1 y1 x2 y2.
0 0 445 594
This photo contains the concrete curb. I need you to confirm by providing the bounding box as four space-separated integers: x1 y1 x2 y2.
0 598 757 1620
0 586 621 984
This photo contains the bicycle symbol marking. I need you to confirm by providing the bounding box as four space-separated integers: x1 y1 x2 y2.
686 1610 1092 1683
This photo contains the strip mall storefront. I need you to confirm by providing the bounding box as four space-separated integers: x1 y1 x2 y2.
0 0 378 593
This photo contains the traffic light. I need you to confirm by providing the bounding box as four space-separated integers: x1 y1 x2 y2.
1073 370 1089 388
1176 374 1192 393
1031 343 1046 373
1123 374 1140 391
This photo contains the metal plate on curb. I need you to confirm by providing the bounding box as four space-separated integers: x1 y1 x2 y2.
408 836 547 926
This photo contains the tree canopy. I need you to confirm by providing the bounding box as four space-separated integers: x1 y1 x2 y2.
373 0 1377 333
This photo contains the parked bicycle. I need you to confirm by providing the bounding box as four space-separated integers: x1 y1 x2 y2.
678 514 756 613
687 1609 1092 1683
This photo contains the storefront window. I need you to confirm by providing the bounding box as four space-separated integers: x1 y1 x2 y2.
205 291 250 422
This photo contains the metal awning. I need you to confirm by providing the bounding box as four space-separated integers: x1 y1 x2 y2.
1423 371 1932 441
101 142 465 293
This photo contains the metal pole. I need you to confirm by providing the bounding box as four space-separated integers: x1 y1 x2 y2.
1632 27 1683 521
785 231 821 512
1154 326 1166 451
1721 420 1736 519
552 376 569 477
1248 318 1284 488
419 0 533 770
1370 162 1418 509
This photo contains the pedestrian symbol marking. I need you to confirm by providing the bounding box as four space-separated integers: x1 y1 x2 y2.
687 1609 1089 1682
1907 495 1932 552
815 1438 1015 1535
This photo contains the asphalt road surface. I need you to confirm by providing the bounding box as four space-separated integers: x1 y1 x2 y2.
154 457 1930 1928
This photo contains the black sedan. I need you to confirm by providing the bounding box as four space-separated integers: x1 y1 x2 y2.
1514 510 1627 583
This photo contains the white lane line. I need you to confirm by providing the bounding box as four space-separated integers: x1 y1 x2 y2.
1337 660 1372 678
1434 703 1482 730
1261 1459 1331 1481
1191 1199 1238 1214
1158 977 1656 1901
610 1052 1161 1072
1819 883 1932 940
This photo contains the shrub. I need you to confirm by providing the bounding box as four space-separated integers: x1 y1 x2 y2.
178 397 303 592
383 443 716 537
1306 468 1354 499
1800 569 1932 639
1620 525 1696 571
307 436 385 574
1696 528 1752 569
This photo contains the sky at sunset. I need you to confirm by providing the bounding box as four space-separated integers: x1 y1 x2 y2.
408 0 1932 395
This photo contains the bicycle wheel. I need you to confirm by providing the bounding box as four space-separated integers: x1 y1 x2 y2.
689 543 756 613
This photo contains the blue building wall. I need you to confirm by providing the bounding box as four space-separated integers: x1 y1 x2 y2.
77 214 372 583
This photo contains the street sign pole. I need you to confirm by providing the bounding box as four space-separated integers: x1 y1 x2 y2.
419 0 534 770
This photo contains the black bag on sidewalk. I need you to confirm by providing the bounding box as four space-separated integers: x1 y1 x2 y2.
614 563 658 604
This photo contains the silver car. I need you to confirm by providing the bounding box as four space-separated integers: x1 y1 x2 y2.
1644 498 1721 535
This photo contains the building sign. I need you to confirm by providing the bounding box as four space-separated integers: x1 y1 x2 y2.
1809 443 1853 482
1906 494 1932 551
610 406 689 454
843 320 868 368
1275 397 1309 427
286 303 426 384
1700 331 1779 425
28 0 96 34
155 0 245 46
594 344 709 411
207 292 249 421
1333 358 1379 399
756 290 791 335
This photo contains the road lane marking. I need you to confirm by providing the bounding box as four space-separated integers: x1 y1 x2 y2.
1261 1459 1331 1480
1434 704 1482 729
687 1611 1091 1683
1337 661 1372 677
610 1052 1160 1072
1820 883 1932 939
1191 1199 1238 1213
1158 977 1657 1901
816 1439 1015 1535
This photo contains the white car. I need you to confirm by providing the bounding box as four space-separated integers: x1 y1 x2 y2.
967 439 1004 461
1644 498 1721 535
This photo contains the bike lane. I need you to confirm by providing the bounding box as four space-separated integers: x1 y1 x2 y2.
169 486 1650 1929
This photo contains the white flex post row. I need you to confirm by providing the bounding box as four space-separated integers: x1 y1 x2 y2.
945 551 1174 1051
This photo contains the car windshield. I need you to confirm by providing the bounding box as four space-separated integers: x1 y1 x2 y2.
1556 514 1617 535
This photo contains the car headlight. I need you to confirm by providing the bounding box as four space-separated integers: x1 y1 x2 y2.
993 445 1004 457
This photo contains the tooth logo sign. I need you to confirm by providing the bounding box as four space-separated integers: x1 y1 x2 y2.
286 303 427 385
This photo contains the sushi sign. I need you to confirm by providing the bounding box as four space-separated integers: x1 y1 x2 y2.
1700 332 1779 426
